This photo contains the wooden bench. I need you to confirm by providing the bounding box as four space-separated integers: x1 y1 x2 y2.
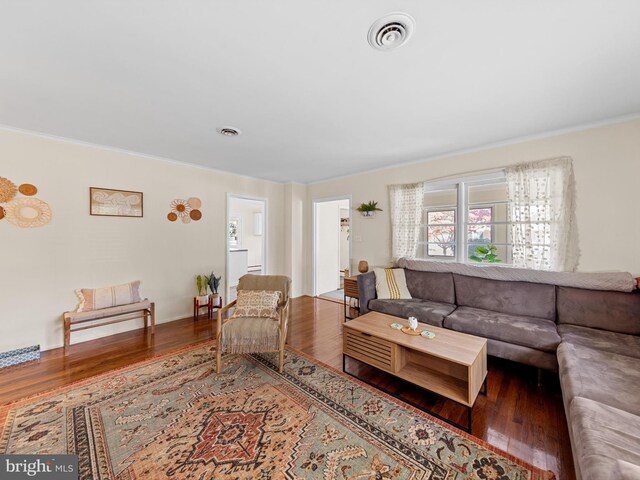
63 300 155 350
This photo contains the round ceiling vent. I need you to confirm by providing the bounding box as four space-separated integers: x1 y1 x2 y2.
368 12 415 51
217 127 241 137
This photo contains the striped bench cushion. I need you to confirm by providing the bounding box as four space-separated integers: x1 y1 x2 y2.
64 300 151 323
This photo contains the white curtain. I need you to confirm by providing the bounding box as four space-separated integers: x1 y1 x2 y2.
389 182 424 261
505 156 579 271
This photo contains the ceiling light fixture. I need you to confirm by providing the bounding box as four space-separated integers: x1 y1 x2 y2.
217 127 241 137
368 12 415 51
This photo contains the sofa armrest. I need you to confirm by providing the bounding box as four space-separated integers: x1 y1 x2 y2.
358 271 377 314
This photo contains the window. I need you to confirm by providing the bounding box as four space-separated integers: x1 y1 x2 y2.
420 174 513 264
426 209 456 257
228 217 241 247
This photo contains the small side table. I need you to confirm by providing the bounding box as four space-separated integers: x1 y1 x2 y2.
343 275 360 320
193 295 223 320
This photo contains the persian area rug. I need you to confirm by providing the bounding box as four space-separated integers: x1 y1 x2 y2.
0 344 554 479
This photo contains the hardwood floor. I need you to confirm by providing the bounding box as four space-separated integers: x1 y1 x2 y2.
0 296 574 479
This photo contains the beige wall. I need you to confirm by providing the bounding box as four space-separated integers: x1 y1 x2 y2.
283 183 308 297
2 119 639 351
0 129 286 352
307 119 640 290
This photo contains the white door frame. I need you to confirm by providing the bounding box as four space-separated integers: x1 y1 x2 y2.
226 193 268 301
312 194 352 297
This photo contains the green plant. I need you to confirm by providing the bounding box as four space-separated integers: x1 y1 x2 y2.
469 245 502 263
356 201 383 213
207 272 222 294
196 275 206 296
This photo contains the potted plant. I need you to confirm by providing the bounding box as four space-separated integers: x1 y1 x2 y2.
469 245 502 263
195 275 209 304
207 272 222 303
356 201 383 217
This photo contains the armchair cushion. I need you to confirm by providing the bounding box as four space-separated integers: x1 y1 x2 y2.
231 290 281 320
237 274 290 306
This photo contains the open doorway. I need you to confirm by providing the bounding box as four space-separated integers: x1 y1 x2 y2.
313 196 351 301
226 194 266 302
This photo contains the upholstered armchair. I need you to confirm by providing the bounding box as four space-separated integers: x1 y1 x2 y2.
216 274 291 373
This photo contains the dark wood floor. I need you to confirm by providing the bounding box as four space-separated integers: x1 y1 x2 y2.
0 296 574 479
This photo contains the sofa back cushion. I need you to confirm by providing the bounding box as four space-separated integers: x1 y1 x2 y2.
405 270 455 304
557 287 640 335
453 274 556 321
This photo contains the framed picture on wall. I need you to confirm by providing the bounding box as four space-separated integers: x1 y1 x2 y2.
90 187 143 217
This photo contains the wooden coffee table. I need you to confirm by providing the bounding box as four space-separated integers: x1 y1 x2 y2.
343 311 487 432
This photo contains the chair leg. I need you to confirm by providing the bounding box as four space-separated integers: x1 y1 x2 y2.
279 347 284 373
150 303 155 335
216 345 221 374
63 315 70 351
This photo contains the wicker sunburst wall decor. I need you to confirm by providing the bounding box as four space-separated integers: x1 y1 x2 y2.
0 177 51 228
168 197 202 224
4 198 52 228
0 177 17 203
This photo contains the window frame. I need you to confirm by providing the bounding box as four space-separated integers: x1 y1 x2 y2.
422 172 511 264
424 207 457 258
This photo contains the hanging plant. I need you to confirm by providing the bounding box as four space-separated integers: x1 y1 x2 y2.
356 201 382 217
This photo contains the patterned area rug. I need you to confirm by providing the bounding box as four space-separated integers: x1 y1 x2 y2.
0 344 554 479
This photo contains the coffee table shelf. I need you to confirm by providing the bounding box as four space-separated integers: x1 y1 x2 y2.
397 362 468 406
343 311 487 431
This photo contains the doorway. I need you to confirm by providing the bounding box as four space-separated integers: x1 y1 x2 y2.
313 196 351 300
226 194 267 302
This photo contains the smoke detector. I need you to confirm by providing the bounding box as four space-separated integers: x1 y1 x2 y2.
368 12 415 51
217 127 241 137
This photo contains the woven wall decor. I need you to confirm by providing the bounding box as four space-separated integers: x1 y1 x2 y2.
168 197 202 224
18 184 38 196
4 197 52 228
0 177 49 229
0 177 17 203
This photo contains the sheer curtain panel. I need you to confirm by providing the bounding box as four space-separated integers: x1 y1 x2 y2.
505 156 578 271
389 182 424 261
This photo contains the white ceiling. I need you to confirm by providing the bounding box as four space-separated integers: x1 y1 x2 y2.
1 1 639 183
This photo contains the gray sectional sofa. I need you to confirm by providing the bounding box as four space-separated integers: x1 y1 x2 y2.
357 268 640 480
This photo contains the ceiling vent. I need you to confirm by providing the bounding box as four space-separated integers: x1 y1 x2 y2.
217 127 241 137
368 12 415 51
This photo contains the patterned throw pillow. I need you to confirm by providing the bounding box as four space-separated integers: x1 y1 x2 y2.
76 281 142 312
374 268 412 300
231 290 281 320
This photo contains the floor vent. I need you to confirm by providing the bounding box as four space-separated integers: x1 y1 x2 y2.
0 345 40 368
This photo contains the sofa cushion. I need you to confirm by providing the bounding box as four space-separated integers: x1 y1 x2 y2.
557 286 640 335
570 397 640 480
615 460 640 480
558 324 640 359
558 342 640 416
367 299 456 327
486 338 558 371
453 274 556 320
444 306 561 353
368 299 422 318
405 270 455 304
374 268 412 300
403 301 456 327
